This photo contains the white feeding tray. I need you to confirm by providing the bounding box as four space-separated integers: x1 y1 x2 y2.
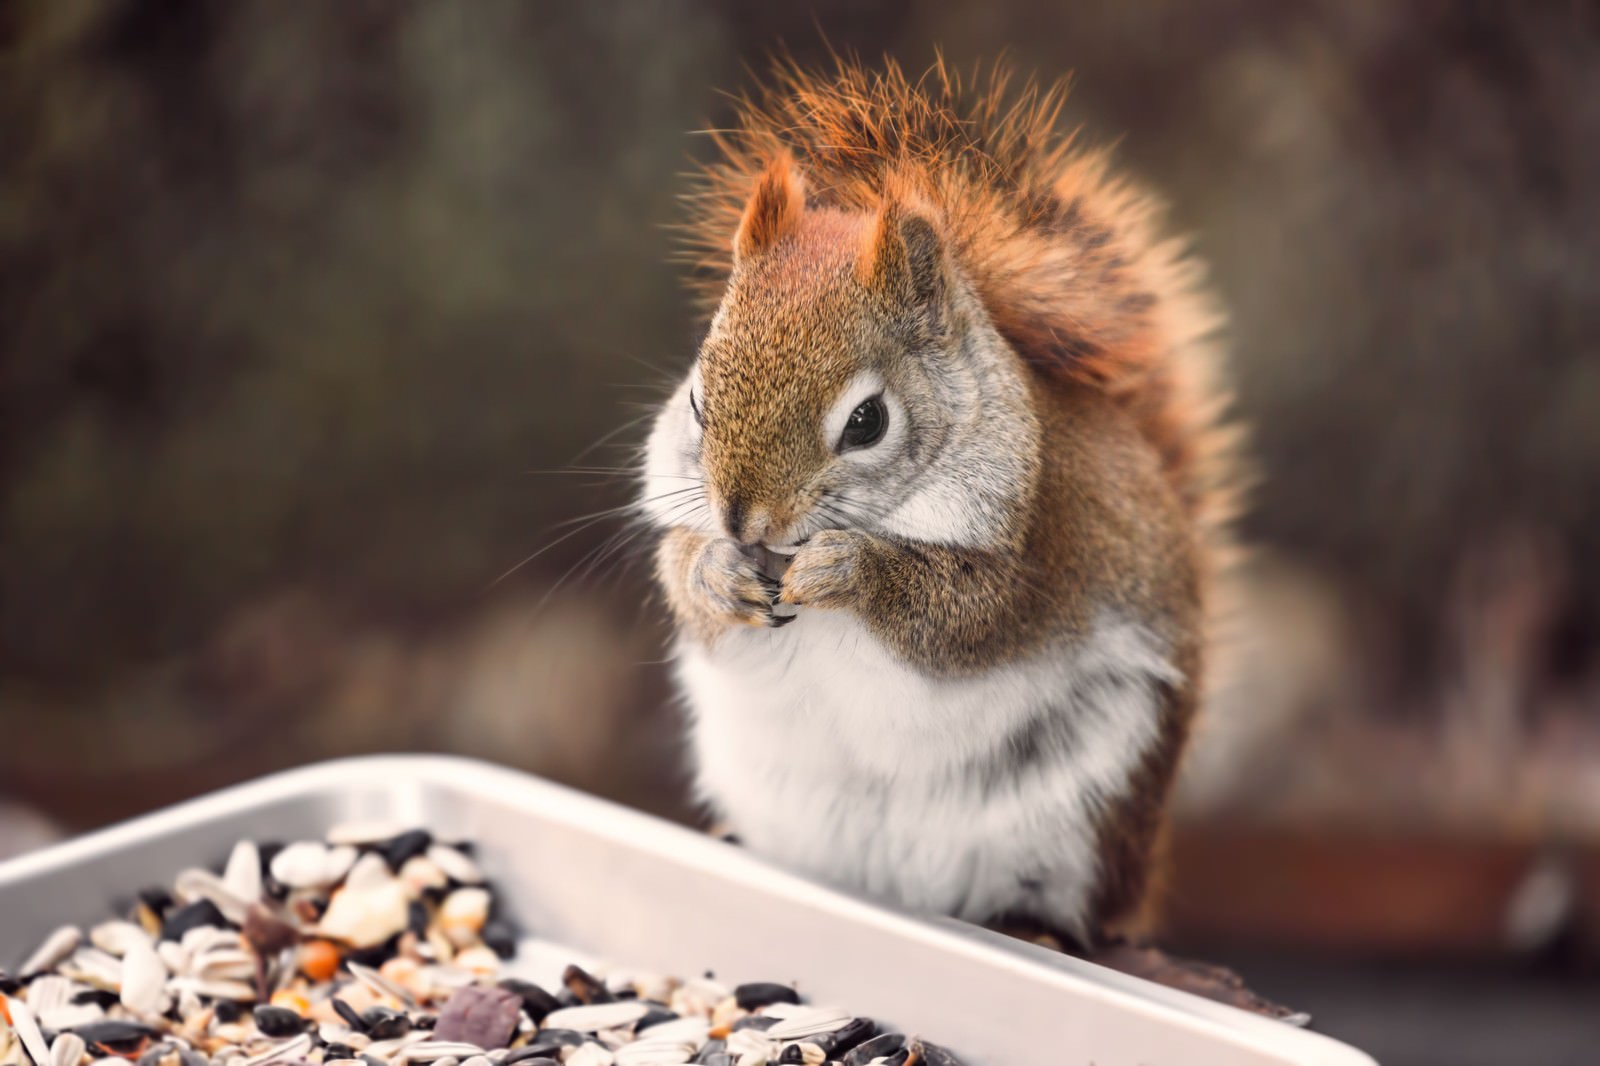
0 755 1375 1066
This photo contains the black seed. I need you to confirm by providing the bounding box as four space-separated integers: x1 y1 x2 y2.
71 988 121 1010
361 1007 410 1041
324 1044 354 1061
733 982 801 1011
343 941 395 969
263 874 290 902
497 979 560 1023
179 1049 209 1066
481 921 517 959
257 841 284 873
501 1049 562 1066
71 1021 160 1049
560 964 613 1005
915 1039 966 1065
844 1033 906 1066
527 1028 584 1048
160 899 228 942
253 1005 306 1037
213 1000 243 1024
412 1014 436 1030
380 830 432 871
777 1045 807 1064
407 901 430 937
136 887 173 916
635 1006 678 1031
695 1054 734 1066
731 1015 778 1032
331 999 367 1031
882 1052 910 1066
815 1017 876 1056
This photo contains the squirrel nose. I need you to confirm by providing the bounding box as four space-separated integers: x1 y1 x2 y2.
722 495 748 542
722 496 775 546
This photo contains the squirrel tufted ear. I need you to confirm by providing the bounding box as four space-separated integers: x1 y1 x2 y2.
859 199 947 318
733 153 805 264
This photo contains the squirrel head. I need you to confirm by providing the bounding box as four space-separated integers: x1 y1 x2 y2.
644 155 1041 550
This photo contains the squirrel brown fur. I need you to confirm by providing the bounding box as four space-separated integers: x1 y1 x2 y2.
640 55 1243 945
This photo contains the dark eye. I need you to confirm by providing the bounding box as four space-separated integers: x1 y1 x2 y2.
838 395 888 451
689 389 704 427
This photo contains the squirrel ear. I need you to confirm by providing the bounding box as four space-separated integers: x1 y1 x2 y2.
859 200 947 319
733 153 805 265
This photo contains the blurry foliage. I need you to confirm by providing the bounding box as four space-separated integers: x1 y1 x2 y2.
1 0 1597 828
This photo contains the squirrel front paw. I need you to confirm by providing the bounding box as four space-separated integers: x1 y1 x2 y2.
691 537 789 629
780 528 875 610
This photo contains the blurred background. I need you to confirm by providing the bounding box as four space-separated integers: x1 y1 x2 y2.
3 2 1598 1062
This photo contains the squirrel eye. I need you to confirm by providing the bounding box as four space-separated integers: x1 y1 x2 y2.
689 389 704 427
838 395 888 451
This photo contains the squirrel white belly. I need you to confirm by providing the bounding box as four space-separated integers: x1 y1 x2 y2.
640 58 1238 943
679 610 1176 943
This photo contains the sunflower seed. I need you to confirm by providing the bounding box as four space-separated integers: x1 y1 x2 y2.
51 1033 88 1066
267 843 331 889
89 923 152 960
8 997 52 1066
424 847 482 886
21 926 83 976
397 1042 486 1063
538 1002 649 1034
118 941 167 1016
763 1008 851 1041
325 821 406 847
242 1034 311 1066
221 842 262 904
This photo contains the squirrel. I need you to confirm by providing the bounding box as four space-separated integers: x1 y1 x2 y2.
640 56 1241 951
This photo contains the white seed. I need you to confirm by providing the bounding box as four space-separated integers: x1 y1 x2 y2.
725 1030 775 1058
269 842 332 889
763 1007 851 1040
167 977 257 1001
243 1034 312 1066
316 879 410 948
459 1057 491 1066
88 921 151 959
398 1042 486 1062
612 1039 695 1065
7 998 51 1066
60 947 123 990
223 840 263 903
437 888 489 947
39 1003 105 1031
179 927 240 963
425 845 482 885
341 852 393 893
540 1002 649 1033
322 845 359 885
325 820 405 846
173 869 250 924
398 857 447 897
631 1018 707 1046
156 940 189 974
119 939 168 1015
346 962 418 1009
24 975 75 1013
20 926 81 976
193 948 256 982
50 1032 87 1066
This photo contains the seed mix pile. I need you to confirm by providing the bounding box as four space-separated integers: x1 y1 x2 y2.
0 824 963 1066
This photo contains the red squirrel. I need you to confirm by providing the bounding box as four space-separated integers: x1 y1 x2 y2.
640 57 1241 950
